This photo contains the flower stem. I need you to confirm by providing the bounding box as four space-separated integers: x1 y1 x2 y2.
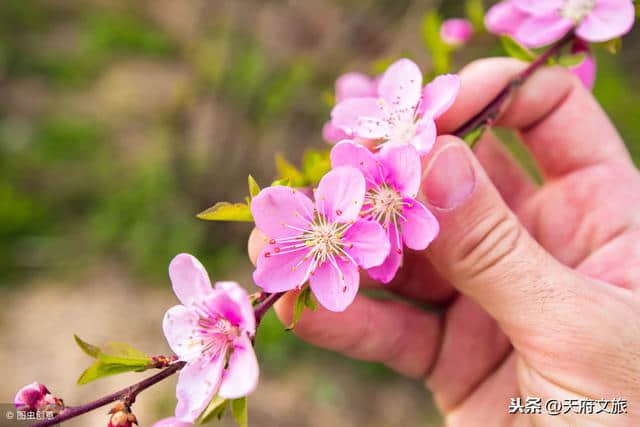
453 32 575 141
32 361 186 427
254 291 286 325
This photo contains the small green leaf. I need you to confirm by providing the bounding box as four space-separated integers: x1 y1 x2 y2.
286 285 313 330
197 202 253 222
601 37 622 54
500 35 536 62
77 361 145 385
557 52 586 67
302 149 331 186
322 89 335 108
99 342 152 366
198 396 229 424
636 1 640 17
74 334 101 358
303 286 318 311
231 397 248 427
248 175 261 198
463 125 487 148
276 154 307 187
271 178 291 187
75 338 153 384
465 0 485 31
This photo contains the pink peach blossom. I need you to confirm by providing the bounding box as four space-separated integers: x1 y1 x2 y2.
440 18 474 46
14 382 51 411
251 167 389 311
323 72 379 144
330 59 459 154
331 141 439 282
163 254 258 422
485 0 635 48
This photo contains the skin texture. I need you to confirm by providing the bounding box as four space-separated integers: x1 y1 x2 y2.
249 58 640 426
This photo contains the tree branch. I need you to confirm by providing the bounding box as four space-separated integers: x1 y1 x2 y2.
254 292 285 326
453 33 575 140
32 361 186 427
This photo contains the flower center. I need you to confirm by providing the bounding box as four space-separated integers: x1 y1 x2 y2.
304 220 348 263
390 119 418 143
560 0 595 22
363 184 406 228
263 208 358 284
190 309 239 358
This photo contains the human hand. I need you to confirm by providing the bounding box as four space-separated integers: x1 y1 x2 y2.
249 58 640 426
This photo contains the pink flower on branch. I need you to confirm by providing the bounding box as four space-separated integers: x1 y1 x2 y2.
323 72 379 144
330 59 459 154
440 18 474 46
331 141 439 283
163 254 258 422
485 0 635 47
251 167 389 312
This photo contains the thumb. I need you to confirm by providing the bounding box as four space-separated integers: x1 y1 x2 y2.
419 135 585 337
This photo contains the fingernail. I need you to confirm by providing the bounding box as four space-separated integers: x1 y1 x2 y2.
422 144 476 210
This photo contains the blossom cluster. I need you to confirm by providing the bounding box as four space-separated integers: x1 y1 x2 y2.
252 59 458 312
485 0 635 48
485 0 635 89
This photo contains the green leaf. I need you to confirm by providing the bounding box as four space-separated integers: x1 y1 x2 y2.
99 342 152 366
557 52 586 67
231 397 248 427
74 334 101 358
465 0 485 31
197 202 253 222
77 360 149 385
275 154 307 187
74 337 153 385
198 396 229 424
636 1 640 17
601 37 622 54
271 178 291 187
303 286 318 311
500 35 536 62
286 285 313 331
321 89 335 108
462 125 487 149
302 149 331 186
248 175 261 198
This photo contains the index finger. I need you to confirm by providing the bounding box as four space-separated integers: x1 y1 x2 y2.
437 57 633 178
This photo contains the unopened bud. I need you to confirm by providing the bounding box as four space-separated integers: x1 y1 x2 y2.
440 18 474 47
14 382 63 413
108 402 138 427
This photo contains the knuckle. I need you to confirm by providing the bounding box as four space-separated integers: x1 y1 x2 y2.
453 209 524 280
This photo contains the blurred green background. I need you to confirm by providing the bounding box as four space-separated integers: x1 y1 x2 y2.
0 1 638 426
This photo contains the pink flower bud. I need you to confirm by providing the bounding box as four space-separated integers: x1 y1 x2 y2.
14 382 50 411
108 403 138 427
440 18 474 46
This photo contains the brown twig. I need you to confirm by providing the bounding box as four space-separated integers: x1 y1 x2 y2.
254 292 286 326
453 33 575 140
32 361 186 427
